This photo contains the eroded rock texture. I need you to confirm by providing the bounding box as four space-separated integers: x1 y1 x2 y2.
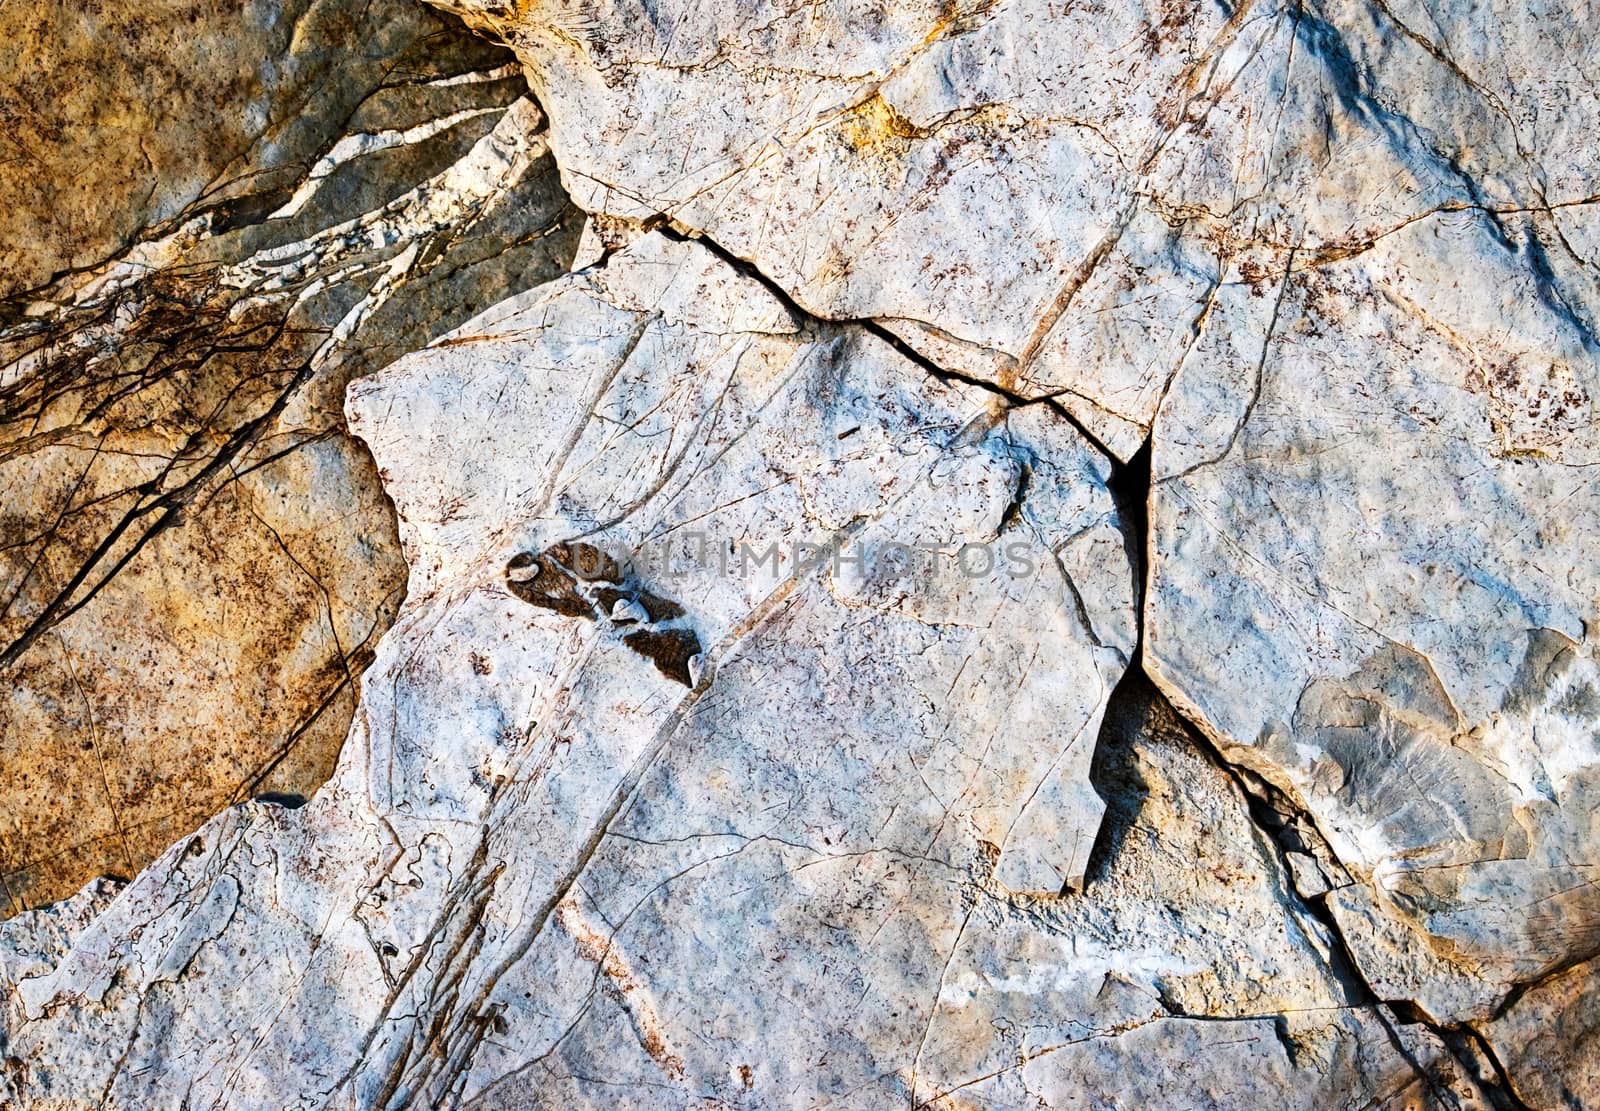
1 236 1484 1107
3 0 1600 1106
1146 213 1600 1025
0 5 582 909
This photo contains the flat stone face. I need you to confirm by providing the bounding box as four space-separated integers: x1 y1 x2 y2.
451 0 1240 458
0 234 1089 1101
1487 955 1600 1111
3 236 1474 1108
439 0 1600 1036
0 13 582 909
1146 206 1600 1022
441 0 1600 463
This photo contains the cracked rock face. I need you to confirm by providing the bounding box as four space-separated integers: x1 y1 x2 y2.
2 0 444 298
4 0 1600 1106
1147 211 1600 1024
0 237 1478 1105
0 8 581 909
453 0 1239 460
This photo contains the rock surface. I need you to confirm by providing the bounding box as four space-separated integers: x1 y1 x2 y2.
1 235 1483 1106
2 0 437 298
451 0 1238 459
1147 210 1600 1026
3 0 1600 1106
0 8 582 909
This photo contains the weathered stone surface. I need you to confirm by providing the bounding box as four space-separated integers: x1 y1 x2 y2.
471 0 1600 1086
1 0 439 298
1134 0 1600 1035
1486 955 1600 1110
1147 207 1600 1023
1 235 1477 1108
436 0 1600 466
467 0 1600 1040
439 0 1248 458
0 12 582 910
4 0 1600 1103
0 232 1081 1100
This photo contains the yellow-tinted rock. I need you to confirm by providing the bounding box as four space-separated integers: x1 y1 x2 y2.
0 7 581 910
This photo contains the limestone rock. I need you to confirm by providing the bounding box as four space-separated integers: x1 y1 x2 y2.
437 0 1600 465
1 235 1470 1108
1 0 437 297
472 0 1600 1043
0 11 582 909
1146 208 1600 1023
3 0 1600 1104
443 0 1249 458
1485 955 1600 1110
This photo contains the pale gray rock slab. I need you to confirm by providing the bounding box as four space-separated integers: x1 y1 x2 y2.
0 236 1466 1107
1147 204 1600 1022
1285 851 1332 898
438 0 1600 461
1485 955 1600 1111
461 0 1600 1033
5 0 1600 1101
1134 0 1600 1031
438 0 1244 457
0 879 123 991
910 1008 1483 1111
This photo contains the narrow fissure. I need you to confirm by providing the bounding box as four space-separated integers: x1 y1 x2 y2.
1088 644 1532 1109
656 223 1128 462
664 211 1535 1105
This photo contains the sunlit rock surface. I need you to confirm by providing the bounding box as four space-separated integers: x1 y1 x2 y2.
0 9 582 909
2 0 442 298
3 235 1492 1106
1146 210 1600 1025
3 0 1600 1105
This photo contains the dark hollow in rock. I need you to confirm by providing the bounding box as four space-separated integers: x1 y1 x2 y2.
622 627 703 688
505 542 703 686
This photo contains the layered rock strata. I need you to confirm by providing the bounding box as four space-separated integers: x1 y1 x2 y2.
0 6 582 908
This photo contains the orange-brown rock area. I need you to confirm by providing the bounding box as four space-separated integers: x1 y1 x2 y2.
0 0 582 909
